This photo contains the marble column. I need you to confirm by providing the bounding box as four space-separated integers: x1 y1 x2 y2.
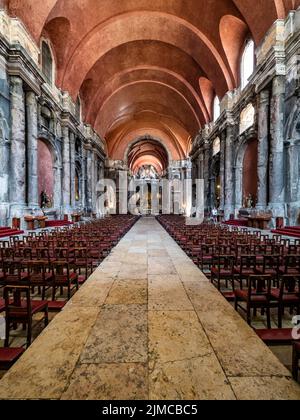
70 132 76 209
257 89 270 210
0 112 10 225
224 123 235 220
26 91 39 209
53 164 62 212
219 132 226 210
86 143 93 212
62 126 71 212
285 137 300 225
81 145 87 210
269 76 285 217
92 150 98 211
203 143 210 211
9 76 26 216
197 155 202 180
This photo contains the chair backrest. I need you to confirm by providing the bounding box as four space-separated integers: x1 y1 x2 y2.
279 275 300 299
284 255 300 273
240 255 257 268
3 261 26 285
27 261 47 285
247 275 271 299
262 255 281 271
4 285 31 318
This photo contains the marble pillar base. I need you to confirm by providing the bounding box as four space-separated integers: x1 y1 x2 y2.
268 203 286 228
0 202 10 226
286 202 300 226
224 206 234 221
8 203 29 230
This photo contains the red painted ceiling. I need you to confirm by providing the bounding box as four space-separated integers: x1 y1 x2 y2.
4 0 299 169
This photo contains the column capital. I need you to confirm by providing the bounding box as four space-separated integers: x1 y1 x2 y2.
259 89 270 104
10 76 24 97
69 131 76 144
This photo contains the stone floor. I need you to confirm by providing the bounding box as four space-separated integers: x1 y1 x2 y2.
0 217 300 400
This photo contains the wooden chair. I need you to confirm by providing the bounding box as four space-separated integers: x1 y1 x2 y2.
51 261 78 301
280 255 300 276
234 255 257 288
0 347 25 370
234 275 272 328
73 247 93 285
293 342 300 381
256 255 281 287
0 298 5 313
26 261 53 300
199 244 214 272
211 255 235 291
4 285 48 348
270 275 300 328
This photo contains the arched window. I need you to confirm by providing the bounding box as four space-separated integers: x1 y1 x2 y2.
241 39 255 90
75 96 81 121
213 95 220 122
41 41 53 85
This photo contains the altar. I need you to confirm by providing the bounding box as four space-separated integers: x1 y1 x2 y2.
247 215 272 230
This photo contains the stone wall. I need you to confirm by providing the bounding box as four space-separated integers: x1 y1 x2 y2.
191 9 300 227
0 10 107 227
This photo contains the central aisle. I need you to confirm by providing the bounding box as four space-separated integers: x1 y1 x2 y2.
0 217 300 400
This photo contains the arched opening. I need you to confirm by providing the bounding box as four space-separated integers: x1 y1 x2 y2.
240 39 255 90
213 95 221 122
242 139 258 208
38 139 54 208
75 96 81 122
41 40 54 85
212 137 221 208
75 167 80 202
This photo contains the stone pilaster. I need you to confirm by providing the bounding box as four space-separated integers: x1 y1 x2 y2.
219 132 226 210
62 126 71 212
224 122 235 220
198 154 203 180
86 142 93 212
257 89 270 210
203 143 210 211
0 110 10 225
9 76 26 218
92 150 98 211
81 145 87 210
70 132 76 209
26 91 39 209
269 76 285 218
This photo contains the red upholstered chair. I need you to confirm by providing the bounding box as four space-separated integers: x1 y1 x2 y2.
0 347 25 370
211 255 236 291
2 261 29 285
234 275 272 328
26 261 53 300
256 255 281 287
270 275 300 328
51 261 78 301
293 342 300 381
73 247 93 285
199 244 214 272
4 285 48 348
234 255 257 288
0 298 5 313
280 255 300 276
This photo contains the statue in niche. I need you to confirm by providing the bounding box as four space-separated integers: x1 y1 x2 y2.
41 190 52 209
